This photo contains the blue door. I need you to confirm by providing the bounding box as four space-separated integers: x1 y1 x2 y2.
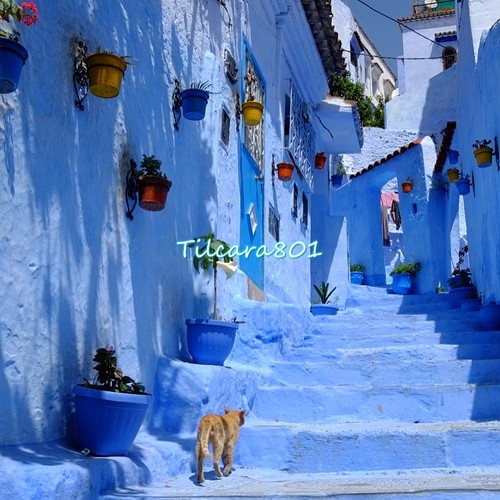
239 45 264 288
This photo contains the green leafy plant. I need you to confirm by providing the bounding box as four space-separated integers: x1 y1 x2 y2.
189 81 212 92
334 158 347 175
328 73 385 128
188 233 237 320
137 154 168 180
82 346 146 394
313 281 337 304
0 0 38 39
390 262 421 277
350 264 365 273
472 139 491 149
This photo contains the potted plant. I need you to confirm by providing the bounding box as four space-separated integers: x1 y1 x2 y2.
315 152 327 170
185 233 239 366
132 154 173 212
447 168 459 183
401 178 413 193
350 264 365 285
390 261 421 295
277 162 294 181
86 49 132 98
447 245 475 308
479 300 500 330
310 281 338 316
242 72 264 126
447 149 459 164
0 1 38 93
455 173 471 196
73 346 151 456
472 139 493 168
460 290 481 312
180 81 212 120
331 159 346 187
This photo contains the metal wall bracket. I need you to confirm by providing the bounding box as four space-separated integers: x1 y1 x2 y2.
234 91 241 132
495 136 500 171
73 40 89 111
172 79 182 131
125 159 139 221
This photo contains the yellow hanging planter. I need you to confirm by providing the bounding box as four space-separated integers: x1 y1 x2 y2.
447 168 459 182
242 100 264 126
473 146 493 168
86 52 128 98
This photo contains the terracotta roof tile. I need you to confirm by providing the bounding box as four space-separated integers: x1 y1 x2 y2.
349 138 424 180
398 9 455 23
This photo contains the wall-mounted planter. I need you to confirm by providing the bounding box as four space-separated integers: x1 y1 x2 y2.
392 273 412 295
277 162 294 181
447 168 459 182
455 178 470 195
447 150 459 164
401 180 413 193
138 175 172 211
315 152 327 170
474 146 493 168
0 38 28 93
180 88 210 120
86 52 128 98
331 174 343 187
242 100 264 126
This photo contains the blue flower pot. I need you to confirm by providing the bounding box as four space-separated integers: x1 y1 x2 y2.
350 271 365 285
448 286 476 309
455 179 470 196
391 273 412 295
479 304 500 330
461 298 481 312
73 385 151 456
331 174 343 187
0 38 28 93
185 319 238 365
448 150 459 164
310 304 338 316
180 88 209 120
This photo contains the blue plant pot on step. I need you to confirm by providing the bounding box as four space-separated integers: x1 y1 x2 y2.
73 385 151 456
350 271 364 285
180 89 209 120
310 304 338 316
391 273 412 295
0 38 28 93
186 318 239 365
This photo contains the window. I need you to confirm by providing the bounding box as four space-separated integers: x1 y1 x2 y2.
442 47 457 70
292 183 298 218
268 204 280 241
302 192 308 227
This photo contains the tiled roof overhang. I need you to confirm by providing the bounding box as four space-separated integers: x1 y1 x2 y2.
301 0 347 76
349 138 424 180
398 9 455 23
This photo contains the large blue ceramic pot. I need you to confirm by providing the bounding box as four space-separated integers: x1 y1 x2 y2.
350 271 364 285
479 304 500 330
0 38 28 93
73 385 151 456
392 273 412 295
185 319 238 366
448 286 476 309
180 88 209 120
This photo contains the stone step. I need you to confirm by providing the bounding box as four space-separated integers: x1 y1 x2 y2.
251 383 500 423
285 343 500 363
236 420 500 473
268 358 500 386
99 465 500 499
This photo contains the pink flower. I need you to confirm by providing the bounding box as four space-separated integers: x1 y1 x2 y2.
20 2 37 26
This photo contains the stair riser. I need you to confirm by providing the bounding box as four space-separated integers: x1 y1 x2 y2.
237 426 500 473
270 359 500 387
252 385 500 423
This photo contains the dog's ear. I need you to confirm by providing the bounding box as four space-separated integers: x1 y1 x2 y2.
224 407 230 414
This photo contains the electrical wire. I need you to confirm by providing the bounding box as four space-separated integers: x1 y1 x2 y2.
342 48 445 61
352 0 450 50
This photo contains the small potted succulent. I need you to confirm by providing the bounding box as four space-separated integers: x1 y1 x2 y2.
73 346 151 456
135 154 172 212
180 81 212 120
86 49 132 98
311 281 338 316
401 178 413 193
276 161 294 181
350 264 366 285
390 261 421 295
185 233 240 366
447 168 459 183
472 139 493 168
331 159 346 187
0 0 38 93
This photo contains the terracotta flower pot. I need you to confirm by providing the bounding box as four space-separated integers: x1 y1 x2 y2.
401 181 413 193
86 52 127 98
277 162 294 181
138 176 172 211
474 146 493 168
315 152 327 170
242 100 264 126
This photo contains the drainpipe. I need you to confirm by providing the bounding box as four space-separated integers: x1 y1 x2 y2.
273 0 292 87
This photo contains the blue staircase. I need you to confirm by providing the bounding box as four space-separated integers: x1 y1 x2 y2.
97 285 500 498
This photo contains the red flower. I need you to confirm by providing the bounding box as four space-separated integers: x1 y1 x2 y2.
20 2 37 26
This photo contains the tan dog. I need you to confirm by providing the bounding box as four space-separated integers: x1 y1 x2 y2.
195 407 246 483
